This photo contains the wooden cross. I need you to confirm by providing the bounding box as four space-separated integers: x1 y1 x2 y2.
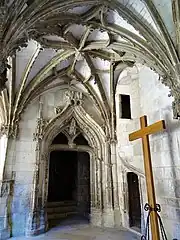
129 115 166 240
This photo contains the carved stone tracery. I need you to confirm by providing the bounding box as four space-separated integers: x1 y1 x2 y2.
26 90 111 235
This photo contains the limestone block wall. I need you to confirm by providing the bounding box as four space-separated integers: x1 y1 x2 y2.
138 66 180 239
115 66 146 231
3 102 38 236
1 86 105 237
116 66 143 171
116 64 180 239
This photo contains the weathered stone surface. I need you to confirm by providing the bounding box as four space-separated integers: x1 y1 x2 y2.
12 213 27 236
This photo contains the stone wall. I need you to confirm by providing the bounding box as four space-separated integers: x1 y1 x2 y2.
1 87 108 237
138 66 180 239
116 64 180 239
1 61 180 239
115 66 146 232
3 102 38 237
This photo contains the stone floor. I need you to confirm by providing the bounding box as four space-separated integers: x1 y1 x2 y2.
10 216 141 240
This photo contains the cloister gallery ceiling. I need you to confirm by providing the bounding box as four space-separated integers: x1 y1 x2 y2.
0 0 180 137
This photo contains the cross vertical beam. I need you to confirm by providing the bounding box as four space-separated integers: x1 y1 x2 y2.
140 116 160 240
129 115 166 240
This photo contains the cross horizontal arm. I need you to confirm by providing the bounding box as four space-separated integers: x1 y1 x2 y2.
129 120 166 141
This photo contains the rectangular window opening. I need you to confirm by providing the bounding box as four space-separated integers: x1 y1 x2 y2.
119 94 131 119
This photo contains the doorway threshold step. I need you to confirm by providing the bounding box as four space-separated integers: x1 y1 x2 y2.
48 211 78 220
47 201 76 208
47 205 77 213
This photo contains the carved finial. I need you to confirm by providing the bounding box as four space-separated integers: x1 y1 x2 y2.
33 98 47 141
69 118 76 136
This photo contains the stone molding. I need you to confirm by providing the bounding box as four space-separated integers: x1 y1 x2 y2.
26 91 115 235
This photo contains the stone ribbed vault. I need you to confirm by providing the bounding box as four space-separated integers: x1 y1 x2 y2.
0 1 180 239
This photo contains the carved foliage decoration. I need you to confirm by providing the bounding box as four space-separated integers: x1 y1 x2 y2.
33 117 48 142
172 95 180 119
0 124 8 137
54 106 62 115
0 122 18 138
65 90 83 106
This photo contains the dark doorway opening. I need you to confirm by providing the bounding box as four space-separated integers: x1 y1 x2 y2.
127 172 141 231
48 151 77 202
47 150 90 227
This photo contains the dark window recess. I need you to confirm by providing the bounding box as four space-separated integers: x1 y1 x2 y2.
120 94 131 119
51 132 68 144
74 133 89 146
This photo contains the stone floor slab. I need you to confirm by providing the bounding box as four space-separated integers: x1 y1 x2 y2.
10 225 140 240
10 216 141 240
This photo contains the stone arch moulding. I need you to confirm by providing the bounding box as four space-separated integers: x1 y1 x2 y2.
26 101 110 236
43 104 105 155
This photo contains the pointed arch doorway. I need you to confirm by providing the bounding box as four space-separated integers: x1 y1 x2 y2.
47 132 91 228
27 93 107 236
